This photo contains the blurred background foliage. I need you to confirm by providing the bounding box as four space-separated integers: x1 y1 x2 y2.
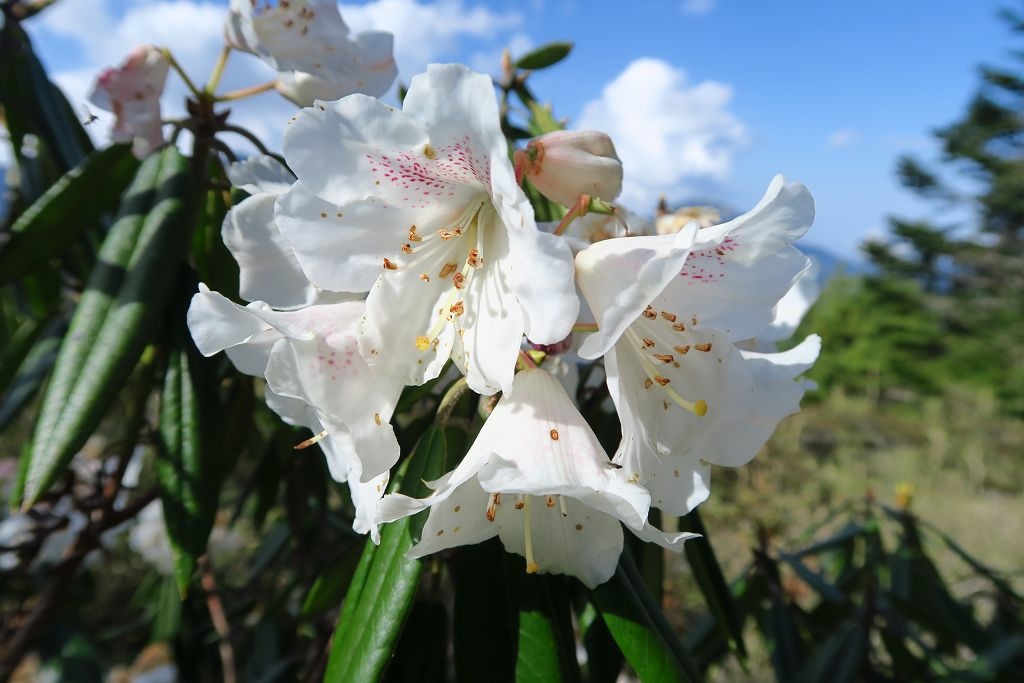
0 0 1022 681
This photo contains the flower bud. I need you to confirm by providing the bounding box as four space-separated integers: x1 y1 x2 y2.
518 130 623 207
88 45 169 158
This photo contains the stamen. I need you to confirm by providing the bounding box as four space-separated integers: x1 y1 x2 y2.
467 249 482 267
660 311 677 322
653 354 674 363
559 495 568 517
642 337 655 348
523 497 539 574
672 322 686 331
439 262 457 278
401 243 413 254
449 301 465 317
486 493 500 522
546 495 555 508
420 273 430 282
642 305 657 319
408 225 422 242
694 343 712 352
294 430 327 450
383 257 398 270
452 272 466 289
514 495 525 510
674 345 690 354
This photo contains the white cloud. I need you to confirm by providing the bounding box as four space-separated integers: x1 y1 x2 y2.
342 0 523 80
577 58 748 211
681 0 715 15
827 128 860 148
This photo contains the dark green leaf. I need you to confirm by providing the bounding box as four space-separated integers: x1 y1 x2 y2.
779 552 850 605
0 316 65 434
382 601 448 683
300 547 362 618
324 426 449 682
452 538 518 682
509 571 582 683
0 144 139 282
796 621 866 683
23 147 194 504
680 510 749 661
591 552 703 682
515 42 573 71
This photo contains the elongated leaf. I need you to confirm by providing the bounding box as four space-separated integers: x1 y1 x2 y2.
300 547 362 618
0 144 139 282
680 510 749 661
510 571 582 683
591 552 703 682
515 42 573 70
0 22 92 173
324 426 449 682
0 316 66 433
452 538 518 682
155 287 222 596
796 621 866 683
382 601 448 683
23 148 194 504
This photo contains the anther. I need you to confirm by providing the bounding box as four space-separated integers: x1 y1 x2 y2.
383 257 398 270
642 305 657 319
452 272 466 289
672 322 686 331
644 378 653 389
374 413 382 425
653 353 674 363
450 301 465 317
420 273 430 282
423 144 436 159
415 336 431 350
654 375 670 386
467 249 482 267
408 225 422 242
439 263 457 278
660 311 677 322
486 493 500 522
546 496 556 508
549 429 559 441
694 343 713 352
642 337 655 348
401 243 413 254
674 345 690 354
514 495 525 510
294 430 328 450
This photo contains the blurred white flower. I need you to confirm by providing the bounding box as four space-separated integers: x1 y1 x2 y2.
656 204 721 234
89 45 169 158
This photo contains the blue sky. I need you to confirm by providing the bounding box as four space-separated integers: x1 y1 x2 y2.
15 0 1014 257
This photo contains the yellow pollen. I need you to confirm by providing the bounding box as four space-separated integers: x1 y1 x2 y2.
401 243 413 254
452 272 466 289
675 345 691 354
423 144 437 159
450 301 465 317
694 400 708 416
374 413 382 425
467 249 482 267
408 225 422 242
383 257 398 270
415 335 431 351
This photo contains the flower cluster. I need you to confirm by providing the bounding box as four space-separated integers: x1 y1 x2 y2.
187 63 820 587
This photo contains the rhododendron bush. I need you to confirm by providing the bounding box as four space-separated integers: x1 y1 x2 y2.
19 2 1021 681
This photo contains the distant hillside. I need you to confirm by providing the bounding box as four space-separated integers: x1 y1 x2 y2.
801 243 867 282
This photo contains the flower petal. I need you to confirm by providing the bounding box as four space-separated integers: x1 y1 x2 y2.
226 155 295 195
576 224 699 360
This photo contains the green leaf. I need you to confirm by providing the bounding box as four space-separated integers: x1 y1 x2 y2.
0 316 64 434
515 42 573 71
452 538 518 682
582 608 624 683
300 547 362 618
324 426 449 682
0 144 140 282
0 21 92 173
591 552 703 682
23 147 194 504
680 510 749 662
382 601 449 683
155 288 223 597
510 571 582 683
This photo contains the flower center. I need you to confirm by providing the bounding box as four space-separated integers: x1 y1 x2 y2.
625 306 709 417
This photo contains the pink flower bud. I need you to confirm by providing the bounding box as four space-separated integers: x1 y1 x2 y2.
89 46 169 158
518 130 623 207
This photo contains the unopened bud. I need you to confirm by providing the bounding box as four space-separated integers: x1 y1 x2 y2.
88 45 170 158
517 130 623 208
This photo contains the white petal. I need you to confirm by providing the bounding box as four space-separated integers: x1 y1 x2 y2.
222 194 320 308
402 64 506 165
494 494 624 589
282 94 429 206
275 183 425 292
695 175 815 264
187 284 275 359
503 204 580 345
628 523 700 552
404 477 497 557
576 224 699 360
263 305 403 482
226 155 295 195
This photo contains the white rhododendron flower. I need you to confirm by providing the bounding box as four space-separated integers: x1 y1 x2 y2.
222 155 322 309
378 368 696 588
187 286 402 540
224 0 396 103
88 45 169 158
747 261 821 352
275 64 579 395
575 175 821 515
516 130 623 208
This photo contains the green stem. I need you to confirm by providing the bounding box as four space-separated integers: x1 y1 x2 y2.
205 45 232 94
215 80 277 102
162 48 203 99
